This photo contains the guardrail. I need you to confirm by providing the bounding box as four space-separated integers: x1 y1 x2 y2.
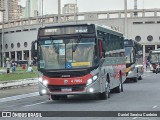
0 78 38 89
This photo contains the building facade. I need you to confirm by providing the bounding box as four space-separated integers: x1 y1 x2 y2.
0 0 22 21
25 0 41 18
0 8 160 66
62 3 78 14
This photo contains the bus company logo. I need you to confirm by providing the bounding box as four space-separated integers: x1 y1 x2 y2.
64 80 68 85
2 112 11 117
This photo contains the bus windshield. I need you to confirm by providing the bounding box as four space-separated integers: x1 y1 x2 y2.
150 53 160 63
125 47 134 63
38 37 98 69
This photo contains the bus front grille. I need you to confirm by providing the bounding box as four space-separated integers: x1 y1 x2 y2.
48 84 86 92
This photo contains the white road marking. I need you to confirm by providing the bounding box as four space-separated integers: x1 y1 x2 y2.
152 105 158 109
23 100 48 107
0 92 39 103
133 117 138 119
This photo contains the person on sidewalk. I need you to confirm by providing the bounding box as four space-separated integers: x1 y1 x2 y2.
12 62 17 72
27 65 33 72
6 60 11 74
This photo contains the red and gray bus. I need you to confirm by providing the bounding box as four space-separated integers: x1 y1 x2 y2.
31 23 126 100
148 49 160 73
124 39 144 82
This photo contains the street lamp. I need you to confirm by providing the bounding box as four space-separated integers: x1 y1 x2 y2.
0 9 5 67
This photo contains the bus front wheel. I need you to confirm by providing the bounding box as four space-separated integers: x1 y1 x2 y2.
50 95 61 100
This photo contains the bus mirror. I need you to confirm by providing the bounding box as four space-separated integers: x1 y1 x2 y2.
31 40 37 58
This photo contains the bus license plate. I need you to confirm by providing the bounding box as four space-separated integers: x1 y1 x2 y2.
61 88 72 92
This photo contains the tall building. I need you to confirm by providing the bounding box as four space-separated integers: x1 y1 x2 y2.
17 5 25 19
25 0 41 18
0 0 21 21
62 3 78 14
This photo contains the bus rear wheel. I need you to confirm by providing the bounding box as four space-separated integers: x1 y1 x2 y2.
99 80 110 100
113 74 123 93
133 77 138 82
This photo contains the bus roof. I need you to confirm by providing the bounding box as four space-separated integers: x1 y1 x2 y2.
39 23 123 37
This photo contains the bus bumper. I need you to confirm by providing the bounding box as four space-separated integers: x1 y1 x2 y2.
38 80 101 96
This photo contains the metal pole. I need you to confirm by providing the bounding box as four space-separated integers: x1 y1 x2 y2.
58 0 61 23
42 0 44 26
0 9 5 67
124 0 128 38
75 0 77 23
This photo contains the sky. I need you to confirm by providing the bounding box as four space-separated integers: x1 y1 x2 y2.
20 0 160 15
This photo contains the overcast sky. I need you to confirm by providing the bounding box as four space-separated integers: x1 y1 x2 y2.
20 0 160 14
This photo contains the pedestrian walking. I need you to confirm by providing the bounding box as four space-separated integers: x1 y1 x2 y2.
12 61 17 72
6 60 11 74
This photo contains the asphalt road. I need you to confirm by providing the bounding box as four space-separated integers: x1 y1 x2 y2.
0 71 160 120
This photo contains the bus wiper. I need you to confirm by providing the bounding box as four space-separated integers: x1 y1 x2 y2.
50 37 59 54
73 35 81 52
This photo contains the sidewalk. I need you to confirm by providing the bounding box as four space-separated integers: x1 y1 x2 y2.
0 78 38 89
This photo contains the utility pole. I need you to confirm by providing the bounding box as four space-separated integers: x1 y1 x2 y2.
124 0 128 38
58 0 61 23
42 0 44 26
0 9 5 67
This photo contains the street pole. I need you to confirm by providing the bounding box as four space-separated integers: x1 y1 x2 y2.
42 0 44 26
124 0 128 38
58 0 61 23
0 9 5 67
75 0 77 23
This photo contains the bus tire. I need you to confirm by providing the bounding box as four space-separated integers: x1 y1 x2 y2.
99 81 110 100
138 76 142 80
120 74 123 92
51 95 60 100
133 77 138 82
113 74 123 93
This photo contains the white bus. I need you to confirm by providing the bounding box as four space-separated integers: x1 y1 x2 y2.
32 23 126 100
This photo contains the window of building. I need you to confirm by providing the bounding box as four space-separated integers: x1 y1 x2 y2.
16 30 21 32
145 45 155 53
147 35 153 41
30 28 37 31
5 44 8 49
11 43 14 48
24 42 28 47
135 36 141 42
0 44 2 50
17 42 20 48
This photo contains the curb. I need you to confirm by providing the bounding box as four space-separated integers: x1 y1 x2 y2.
0 78 38 89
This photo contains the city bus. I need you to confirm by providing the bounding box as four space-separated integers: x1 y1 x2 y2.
124 39 144 82
148 49 160 73
31 23 126 100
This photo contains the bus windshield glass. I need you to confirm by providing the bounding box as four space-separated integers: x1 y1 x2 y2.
38 38 97 69
125 47 134 63
150 53 160 63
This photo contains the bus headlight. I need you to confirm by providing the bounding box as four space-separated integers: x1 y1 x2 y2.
42 80 48 86
38 77 48 87
86 79 93 86
38 77 43 82
86 75 98 86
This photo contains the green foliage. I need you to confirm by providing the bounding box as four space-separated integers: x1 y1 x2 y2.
0 66 38 81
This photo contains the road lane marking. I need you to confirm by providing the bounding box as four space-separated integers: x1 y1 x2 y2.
152 105 158 109
23 100 48 107
133 117 138 119
0 92 39 103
